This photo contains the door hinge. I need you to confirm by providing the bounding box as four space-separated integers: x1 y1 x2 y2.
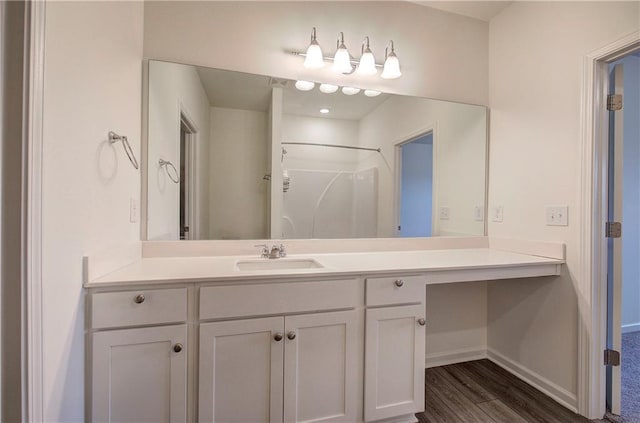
607 94 622 111
606 221 622 238
604 349 620 366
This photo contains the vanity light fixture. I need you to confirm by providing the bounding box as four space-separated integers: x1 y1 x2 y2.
381 40 402 80
294 80 315 91
341 86 361 96
356 37 377 76
332 32 353 74
364 90 382 97
319 108 330 114
319 83 339 94
303 27 324 69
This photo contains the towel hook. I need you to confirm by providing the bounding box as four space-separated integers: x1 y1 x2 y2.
159 159 180 184
108 131 139 170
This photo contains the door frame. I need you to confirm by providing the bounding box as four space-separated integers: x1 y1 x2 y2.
178 105 199 240
578 30 640 419
392 123 438 237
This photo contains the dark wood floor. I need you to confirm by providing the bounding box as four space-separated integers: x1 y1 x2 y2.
416 359 595 423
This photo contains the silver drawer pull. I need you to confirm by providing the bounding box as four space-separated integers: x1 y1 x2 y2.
417 318 426 326
394 279 404 287
133 294 145 304
287 331 296 340
273 333 283 342
173 343 183 353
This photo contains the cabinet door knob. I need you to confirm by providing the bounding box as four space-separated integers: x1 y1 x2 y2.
394 279 404 287
417 318 426 326
273 333 283 342
133 294 145 304
287 331 296 340
173 343 183 353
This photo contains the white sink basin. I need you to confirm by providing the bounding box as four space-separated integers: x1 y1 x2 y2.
236 258 324 271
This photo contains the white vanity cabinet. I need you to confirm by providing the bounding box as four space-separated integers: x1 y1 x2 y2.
364 276 426 422
88 288 189 423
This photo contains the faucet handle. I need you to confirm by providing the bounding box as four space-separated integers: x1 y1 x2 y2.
254 244 269 258
279 244 287 257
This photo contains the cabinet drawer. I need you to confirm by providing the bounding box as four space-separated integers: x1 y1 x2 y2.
366 275 425 306
200 279 359 320
91 288 187 329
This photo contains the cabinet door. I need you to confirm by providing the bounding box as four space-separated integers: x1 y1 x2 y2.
364 305 425 422
199 317 284 423
91 325 187 423
283 310 358 423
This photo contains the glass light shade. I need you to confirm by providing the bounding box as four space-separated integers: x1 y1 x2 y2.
303 41 324 69
332 46 352 74
319 84 339 94
356 49 377 76
341 86 361 96
381 53 402 79
295 80 315 91
364 90 382 97
319 108 330 114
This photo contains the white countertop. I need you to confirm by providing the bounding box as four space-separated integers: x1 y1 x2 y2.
86 248 564 288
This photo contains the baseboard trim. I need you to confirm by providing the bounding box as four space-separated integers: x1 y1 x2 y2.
425 347 487 368
622 322 640 334
486 348 578 413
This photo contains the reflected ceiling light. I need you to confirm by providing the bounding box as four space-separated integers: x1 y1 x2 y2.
295 80 315 91
303 27 324 69
381 40 402 80
320 108 330 114
356 37 377 76
332 32 353 74
364 90 382 97
319 83 339 94
342 86 361 96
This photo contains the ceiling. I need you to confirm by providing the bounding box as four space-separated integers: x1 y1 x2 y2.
196 66 390 121
412 1 512 22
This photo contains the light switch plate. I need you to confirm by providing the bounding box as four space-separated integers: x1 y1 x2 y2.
439 206 450 220
491 206 503 223
546 205 568 226
474 206 484 222
130 197 139 223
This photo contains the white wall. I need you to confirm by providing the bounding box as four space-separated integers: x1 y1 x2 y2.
143 1 488 106
487 1 640 408
358 96 487 238
209 107 269 239
619 55 640 332
42 2 144 421
147 61 211 240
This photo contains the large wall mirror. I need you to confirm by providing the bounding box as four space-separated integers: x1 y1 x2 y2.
145 60 487 240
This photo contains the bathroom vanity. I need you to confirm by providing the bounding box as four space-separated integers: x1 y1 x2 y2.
84 241 563 423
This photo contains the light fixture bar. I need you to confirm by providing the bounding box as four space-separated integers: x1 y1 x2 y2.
290 51 384 68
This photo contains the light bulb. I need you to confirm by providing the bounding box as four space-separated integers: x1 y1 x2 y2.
319 84 339 94
364 90 381 97
320 108 330 114
342 86 361 96
356 37 377 76
381 41 402 80
303 28 324 69
332 32 352 74
295 80 315 91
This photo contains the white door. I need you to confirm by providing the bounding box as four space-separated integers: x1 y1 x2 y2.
606 63 624 416
199 317 285 423
283 310 358 423
364 305 425 422
91 325 187 423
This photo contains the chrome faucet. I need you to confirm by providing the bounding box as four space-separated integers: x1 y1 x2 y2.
254 244 287 259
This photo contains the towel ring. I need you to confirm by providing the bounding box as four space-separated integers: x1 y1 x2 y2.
108 131 139 170
159 159 180 184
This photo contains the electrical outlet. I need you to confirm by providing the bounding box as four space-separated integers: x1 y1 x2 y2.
130 197 139 223
439 206 450 220
491 206 503 223
474 206 484 222
546 205 568 226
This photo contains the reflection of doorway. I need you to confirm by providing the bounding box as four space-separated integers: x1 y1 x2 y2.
397 132 434 237
180 113 197 240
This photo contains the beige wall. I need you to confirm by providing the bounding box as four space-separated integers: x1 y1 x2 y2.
143 1 489 106
42 2 144 421
487 1 640 409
